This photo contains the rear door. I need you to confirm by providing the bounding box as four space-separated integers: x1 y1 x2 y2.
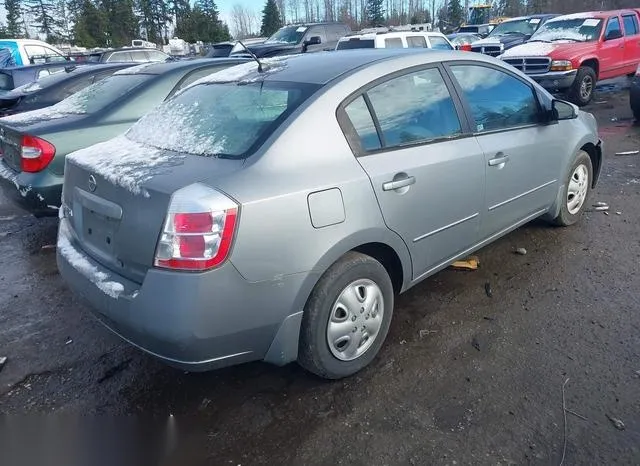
446 62 562 239
600 15 626 78
340 65 485 280
622 12 640 72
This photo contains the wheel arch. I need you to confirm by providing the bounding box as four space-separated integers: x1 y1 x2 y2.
263 228 412 366
580 57 599 79
580 141 603 188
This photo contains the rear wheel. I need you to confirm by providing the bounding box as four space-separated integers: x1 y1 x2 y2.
551 150 593 227
567 66 596 106
298 252 394 379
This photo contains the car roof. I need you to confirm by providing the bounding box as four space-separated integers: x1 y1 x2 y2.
501 14 559 22
1 62 130 74
340 31 445 40
207 49 471 85
115 57 250 76
551 10 640 20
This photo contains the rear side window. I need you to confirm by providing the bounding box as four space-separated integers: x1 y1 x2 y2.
429 36 453 50
407 36 427 48
344 68 462 150
107 51 133 62
326 25 348 43
344 96 380 151
337 38 375 49
131 51 148 62
623 14 639 35
126 81 320 158
450 64 539 132
146 50 168 61
385 38 404 48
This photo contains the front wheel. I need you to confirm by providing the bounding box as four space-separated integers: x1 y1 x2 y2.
298 252 394 379
567 66 597 107
551 150 593 227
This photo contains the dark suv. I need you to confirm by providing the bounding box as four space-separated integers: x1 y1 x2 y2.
471 14 558 56
232 22 351 58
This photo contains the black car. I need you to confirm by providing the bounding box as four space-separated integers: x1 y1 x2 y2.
0 63 133 117
0 62 84 91
631 66 640 120
231 22 351 58
86 47 171 63
470 14 558 56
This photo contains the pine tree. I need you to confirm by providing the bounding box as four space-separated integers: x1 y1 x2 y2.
4 0 24 37
54 0 72 42
498 0 523 16
195 0 230 42
25 0 57 41
100 0 137 47
447 0 464 29
260 0 282 37
365 0 384 26
72 0 106 47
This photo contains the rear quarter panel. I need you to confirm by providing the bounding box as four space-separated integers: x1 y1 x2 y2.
212 60 418 289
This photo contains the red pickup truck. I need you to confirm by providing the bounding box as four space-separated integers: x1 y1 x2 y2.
500 9 640 106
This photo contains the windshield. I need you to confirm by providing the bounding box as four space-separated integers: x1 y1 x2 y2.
336 39 375 50
265 26 307 44
126 81 319 158
489 18 541 36
530 18 603 42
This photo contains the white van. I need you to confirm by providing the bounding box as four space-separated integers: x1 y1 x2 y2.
336 30 454 51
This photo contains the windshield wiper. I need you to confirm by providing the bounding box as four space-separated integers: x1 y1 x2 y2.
550 37 581 42
528 39 550 43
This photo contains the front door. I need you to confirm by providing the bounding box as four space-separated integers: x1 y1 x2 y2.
600 15 626 79
341 66 485 280
447 63 562 239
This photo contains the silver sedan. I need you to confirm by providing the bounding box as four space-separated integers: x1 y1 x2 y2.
57 49 602 379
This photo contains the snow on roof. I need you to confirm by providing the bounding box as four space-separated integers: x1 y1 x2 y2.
114 62 159 75
66 135 184 197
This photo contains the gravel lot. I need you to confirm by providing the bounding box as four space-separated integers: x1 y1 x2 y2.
1 81 639 465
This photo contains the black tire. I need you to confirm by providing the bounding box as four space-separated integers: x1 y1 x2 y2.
552 150 593 227
298 251 394 379
567 66 597 107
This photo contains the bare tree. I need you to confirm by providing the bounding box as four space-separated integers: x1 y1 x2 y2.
275 0 287 23
289 0 300 22
230 3 261 38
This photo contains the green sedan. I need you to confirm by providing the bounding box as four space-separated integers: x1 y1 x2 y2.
0 57 248 216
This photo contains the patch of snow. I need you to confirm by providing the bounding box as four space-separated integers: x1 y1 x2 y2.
114 62 158 75
182 57 288 90
14 81 42 94
0 215 16 221
126 101 227 156
0 161 19 190
47 205 59 210
501 41 556 57
67 135 183 196
58 221 124 299
549 13 592 21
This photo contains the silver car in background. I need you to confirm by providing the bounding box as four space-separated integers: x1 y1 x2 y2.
57 50 602 379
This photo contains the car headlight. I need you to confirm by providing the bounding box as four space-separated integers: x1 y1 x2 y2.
550 60 573 71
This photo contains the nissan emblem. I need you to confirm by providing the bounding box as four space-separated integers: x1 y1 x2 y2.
88 175 97 192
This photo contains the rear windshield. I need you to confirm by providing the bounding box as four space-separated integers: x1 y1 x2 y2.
337 39 375 50
126 80 319 158
41 74 149 115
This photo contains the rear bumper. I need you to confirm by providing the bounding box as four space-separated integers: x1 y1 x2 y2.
529 70 577 92
0 160 62 216
630 76 640 115
56 219 309 371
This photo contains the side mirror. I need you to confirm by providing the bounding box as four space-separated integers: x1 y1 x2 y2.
605 29 623 41
551 99 577 121
304 36 322 46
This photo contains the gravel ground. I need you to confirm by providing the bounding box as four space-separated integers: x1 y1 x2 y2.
0 82 639 466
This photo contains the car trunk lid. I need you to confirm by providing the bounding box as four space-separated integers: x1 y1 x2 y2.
0 124 23 171
63 135 244 284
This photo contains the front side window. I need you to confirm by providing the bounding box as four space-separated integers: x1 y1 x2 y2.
605 16 623 38
384 38 403 48
451 65 539 133
407 36 427 48
265 25 308 44
345 68 462 150
623 15 639 35
336 38 375 50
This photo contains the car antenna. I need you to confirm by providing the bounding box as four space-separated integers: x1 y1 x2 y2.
236 40 264 73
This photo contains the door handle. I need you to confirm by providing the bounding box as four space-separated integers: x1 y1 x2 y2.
488 153 510 167
383 176 416 191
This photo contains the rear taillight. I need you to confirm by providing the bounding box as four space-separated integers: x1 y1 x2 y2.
21 135 56 173
154 183 239 271
461 44 472 52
